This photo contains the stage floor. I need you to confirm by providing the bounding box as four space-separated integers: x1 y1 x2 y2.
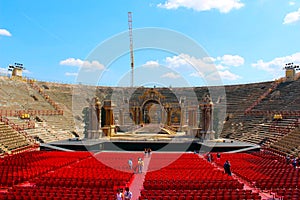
42 137 260 153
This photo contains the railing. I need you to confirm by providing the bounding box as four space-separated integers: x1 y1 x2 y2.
0 116 36 143
0 109 63 117
246 110 300 117
28 79 64 115
267 118 299 143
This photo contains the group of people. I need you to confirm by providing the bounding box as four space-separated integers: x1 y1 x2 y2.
204 152 232 176
128 157 144 174
205 152 221 162
144 148 152 157
286 154 299 169
116 187 132 200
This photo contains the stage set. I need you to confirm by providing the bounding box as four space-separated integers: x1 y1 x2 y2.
41 88 260 153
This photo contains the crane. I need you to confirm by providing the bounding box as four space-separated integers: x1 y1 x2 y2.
128 12 134 87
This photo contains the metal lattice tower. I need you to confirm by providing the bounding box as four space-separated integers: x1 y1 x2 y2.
128 12 134 87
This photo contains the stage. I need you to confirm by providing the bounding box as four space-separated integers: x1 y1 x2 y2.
41 136 260 153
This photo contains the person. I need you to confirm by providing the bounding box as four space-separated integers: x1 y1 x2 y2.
138 158 144 173
128 159 133 170
217 152 221 161
286 154 291 165
292 157 297 169
223 160 232 176
207 153 212 162
116 188 124 200
147 148 152 157
124 187 132 200
144 148 147 157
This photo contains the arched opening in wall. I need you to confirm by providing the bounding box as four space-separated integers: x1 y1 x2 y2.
142 100 165 124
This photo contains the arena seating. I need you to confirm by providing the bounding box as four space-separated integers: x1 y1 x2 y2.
0 121 32 154
0 151 140 200
139 153 261 200
214 152 299 199
270 128 300 156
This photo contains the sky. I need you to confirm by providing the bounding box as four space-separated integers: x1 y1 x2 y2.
0 0 300 87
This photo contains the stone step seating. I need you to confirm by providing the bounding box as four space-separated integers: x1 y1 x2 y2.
270 128 300 155
0 122 30 153
4 116 33 129
24 122 72 143
220 82 275 140
37 82 104 137
38 115 75 139
253 79 300 112
225 116 270 144
225 82 273 113
0 78 55 111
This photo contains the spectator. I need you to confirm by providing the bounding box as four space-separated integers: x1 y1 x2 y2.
286 154 291 165
217 152 221 161
207 153 212 162
116 188 124 200
138 158 144 173
128 159 133 170
292 157 297 169
124 187 132 200
224 160 232 176
147 148 152 157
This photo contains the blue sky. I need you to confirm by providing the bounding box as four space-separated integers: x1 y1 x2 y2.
0 0 300 87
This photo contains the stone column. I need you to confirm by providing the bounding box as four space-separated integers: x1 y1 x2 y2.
103 100 115 137
180 97 185 131
199 95 215 140
165 104 172 126
138 107 142 125
86 97 102 140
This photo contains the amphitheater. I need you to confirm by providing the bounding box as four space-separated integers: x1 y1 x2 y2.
0 72 300 200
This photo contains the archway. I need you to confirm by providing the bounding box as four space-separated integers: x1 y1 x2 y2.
142 100 165 124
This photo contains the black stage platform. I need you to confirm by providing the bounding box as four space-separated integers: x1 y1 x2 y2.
41 138 260 153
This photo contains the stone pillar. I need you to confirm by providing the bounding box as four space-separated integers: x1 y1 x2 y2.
85 97 102 140
119 109 124 126
102 100 115 137
138 107 142 125
199 95 215 140
180 97 185 131
165 104 172 126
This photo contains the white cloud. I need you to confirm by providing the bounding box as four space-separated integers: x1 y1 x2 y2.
158 0 244 13
218 70 241 80
59 58 105 71
164 53 242 81
289 1 296 6
0 29 12 37
216 64 227 70
202 57 216 63
252 52 300 74
165 55 190 68
218 54 244 67
23 69 31 74
283 8 300 24
142 60 160 68
0 67 8 74
161 72 181 79
65 72 78 76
